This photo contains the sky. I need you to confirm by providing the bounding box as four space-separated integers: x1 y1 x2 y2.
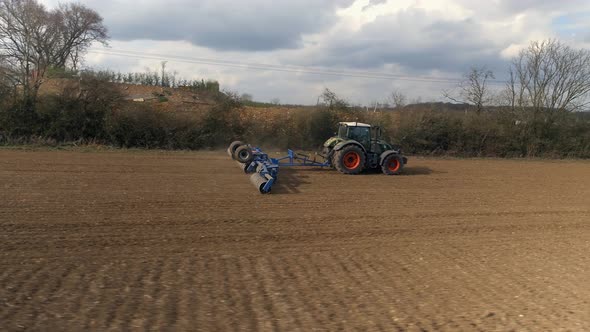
39 0 590 105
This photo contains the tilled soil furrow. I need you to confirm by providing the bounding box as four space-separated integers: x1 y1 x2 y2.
158 259 182 329
1 150 589 330
303 254 355 331
265 255 305 331
141 259 165 330
275 257 319 332
234 256 274 331
322 253 396 331
346 254 408 330
231 257 261 332
250 257 283 331
174 259 195 331
0 263 47 328
81 263 115 330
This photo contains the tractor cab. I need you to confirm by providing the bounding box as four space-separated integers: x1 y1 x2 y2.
336 122 372 149
336 122 388 153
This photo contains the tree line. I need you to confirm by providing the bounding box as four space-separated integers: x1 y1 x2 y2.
1 0 589 157
64 68 220 92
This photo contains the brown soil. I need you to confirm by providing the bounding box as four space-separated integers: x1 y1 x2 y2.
39 79 214 113
1 150 589 331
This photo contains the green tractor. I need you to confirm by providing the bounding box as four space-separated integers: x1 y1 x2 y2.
323 122 407 175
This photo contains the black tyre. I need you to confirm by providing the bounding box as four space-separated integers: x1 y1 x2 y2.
234 145 254 164
334 145 365 174
228 141 245 159
381 153 404 175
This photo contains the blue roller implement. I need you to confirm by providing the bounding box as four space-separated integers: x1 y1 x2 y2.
228 143 331 194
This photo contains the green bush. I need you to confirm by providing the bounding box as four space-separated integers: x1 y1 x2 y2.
105 105 168 148
394 110 462 155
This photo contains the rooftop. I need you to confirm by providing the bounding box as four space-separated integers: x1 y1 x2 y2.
339 122 371 128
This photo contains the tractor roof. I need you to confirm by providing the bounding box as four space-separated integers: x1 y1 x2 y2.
339 122 371 128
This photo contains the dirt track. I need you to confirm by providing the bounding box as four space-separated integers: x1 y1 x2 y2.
1 149 589 331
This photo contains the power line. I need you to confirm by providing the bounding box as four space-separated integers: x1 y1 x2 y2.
88 47 508 86
91 48 459 82
88 49 458 83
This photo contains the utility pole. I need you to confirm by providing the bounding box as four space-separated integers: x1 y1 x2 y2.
161 61 167 87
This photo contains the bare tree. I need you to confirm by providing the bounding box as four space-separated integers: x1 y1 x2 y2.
0 0 108 102
505 39 590 115
502 39 590 157
0 0 44 101
239 93 253 103
367 100 381 112
388 89 407 109
444 66 496 113
0 67 11 99
319 88 348 110
0 57 17 94
43 3 108 68
410 96 423 105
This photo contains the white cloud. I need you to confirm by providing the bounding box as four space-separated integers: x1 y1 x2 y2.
41 0 590 104
500 43 527 60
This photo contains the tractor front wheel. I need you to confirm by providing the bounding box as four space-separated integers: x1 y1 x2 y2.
334 145 365 174
381 154 404 175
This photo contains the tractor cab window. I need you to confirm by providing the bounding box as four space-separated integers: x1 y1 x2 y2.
338 125 348 138
348 126 370 147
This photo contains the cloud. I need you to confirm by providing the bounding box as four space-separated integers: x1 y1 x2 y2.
362 0 387 11
40 0 590 104
294 8 516 76
496 0 586 14
42 0 355 52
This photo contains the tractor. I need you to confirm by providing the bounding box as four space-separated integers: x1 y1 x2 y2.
322 122 407 175
227 121 407 193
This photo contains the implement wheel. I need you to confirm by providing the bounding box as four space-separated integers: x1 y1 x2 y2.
234 145 254 164
228 141 245 159
334 145 365 174
381 154 404 175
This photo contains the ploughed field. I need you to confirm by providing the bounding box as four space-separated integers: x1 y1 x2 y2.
1 149 589 331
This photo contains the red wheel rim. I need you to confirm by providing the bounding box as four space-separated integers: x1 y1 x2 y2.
388 158 400 172
343 152 361 169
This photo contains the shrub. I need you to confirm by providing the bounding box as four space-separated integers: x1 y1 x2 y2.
1 82 589 158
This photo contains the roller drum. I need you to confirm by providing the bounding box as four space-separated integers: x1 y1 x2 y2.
256 163 266 173
235 161 249 173
250 173 270 194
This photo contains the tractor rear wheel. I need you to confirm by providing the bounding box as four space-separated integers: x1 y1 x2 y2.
228 141 245 159
381 153 404 175
234 145 254 164
334 145 365 174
